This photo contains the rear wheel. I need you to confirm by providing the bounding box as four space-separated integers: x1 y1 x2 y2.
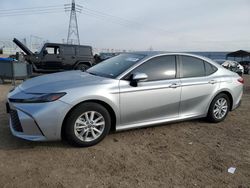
64 102 111 147
75 64 90 71
207 93 230 123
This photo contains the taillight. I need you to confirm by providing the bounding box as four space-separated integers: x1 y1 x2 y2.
237 77 244 84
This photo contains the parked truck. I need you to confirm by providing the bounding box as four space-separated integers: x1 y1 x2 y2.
13 38 94 72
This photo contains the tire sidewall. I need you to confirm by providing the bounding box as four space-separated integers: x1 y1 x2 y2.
65 102 111 147
208 93 230 123
76 64 89 71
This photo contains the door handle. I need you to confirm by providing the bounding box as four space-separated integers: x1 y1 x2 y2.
208 80 217 84
169 83 180 88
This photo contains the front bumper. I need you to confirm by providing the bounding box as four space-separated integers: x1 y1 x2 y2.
7 99 72 141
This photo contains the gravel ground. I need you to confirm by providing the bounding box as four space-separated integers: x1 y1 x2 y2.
0 75 250 188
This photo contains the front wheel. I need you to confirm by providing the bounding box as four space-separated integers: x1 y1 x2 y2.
207 93 230 123
64 103 111 147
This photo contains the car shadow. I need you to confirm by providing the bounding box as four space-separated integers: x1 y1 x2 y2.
110 118 211 136
0 123 70 150
0 113 210 151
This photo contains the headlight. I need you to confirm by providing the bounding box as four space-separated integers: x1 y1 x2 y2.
9 92 66 103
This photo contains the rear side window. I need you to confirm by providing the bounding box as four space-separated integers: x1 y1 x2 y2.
204 61 217 75
63 46 75 55
181 56 205 78
131 55 176 81
77 47 92 56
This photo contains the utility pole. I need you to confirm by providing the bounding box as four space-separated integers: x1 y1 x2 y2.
65 0 82 45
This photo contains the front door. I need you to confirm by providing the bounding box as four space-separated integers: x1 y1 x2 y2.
119 55 181 127
41 46 62 70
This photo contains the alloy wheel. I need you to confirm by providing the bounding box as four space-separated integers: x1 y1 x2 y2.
74 111 105 142
213 98 228 119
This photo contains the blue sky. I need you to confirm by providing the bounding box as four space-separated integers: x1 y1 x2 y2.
0 0 249 51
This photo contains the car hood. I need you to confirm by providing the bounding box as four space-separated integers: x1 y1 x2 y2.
18 71 113 93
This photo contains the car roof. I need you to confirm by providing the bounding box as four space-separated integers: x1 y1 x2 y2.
44 43 92 48
127 51 212 61
129 51 169 56
122 51 222 69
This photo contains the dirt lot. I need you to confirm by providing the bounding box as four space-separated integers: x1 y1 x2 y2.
0 76 250 188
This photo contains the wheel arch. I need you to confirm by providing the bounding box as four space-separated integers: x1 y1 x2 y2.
61 99 117 139
220 91 233 111
74 61 92 69
208 90 234 113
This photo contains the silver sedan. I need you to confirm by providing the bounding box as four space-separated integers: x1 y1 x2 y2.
7 52 243 147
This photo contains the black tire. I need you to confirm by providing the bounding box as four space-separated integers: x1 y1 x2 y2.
207 93 230 123
75 64 90 71
64 102 111 147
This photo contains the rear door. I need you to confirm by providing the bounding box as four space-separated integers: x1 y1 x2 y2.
61 45 76 69
179 55 219 117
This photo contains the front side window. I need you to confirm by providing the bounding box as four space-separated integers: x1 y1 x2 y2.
44 46 60 55
87 53 145 78
130 55 176 81
181 56 205 78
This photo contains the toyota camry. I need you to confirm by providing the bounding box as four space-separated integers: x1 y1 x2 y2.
6 52 243 147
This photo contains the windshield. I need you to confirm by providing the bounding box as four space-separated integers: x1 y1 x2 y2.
87 53 145 78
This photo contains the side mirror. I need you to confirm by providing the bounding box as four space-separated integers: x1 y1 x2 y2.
130 72 148 87
132 73 148 81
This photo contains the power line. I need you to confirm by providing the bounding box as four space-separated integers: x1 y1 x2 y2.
83 8 148 26
0 10 65 17
0 4 65 17
0 5 63 12
81 7 169 34
82 12 132 27
0 3 169 35
0 5 65 17
0 8 64 14
83 11 136 27
80 10 168 35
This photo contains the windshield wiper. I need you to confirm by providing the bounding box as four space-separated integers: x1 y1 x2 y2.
86 71 98 76
86 71 114 79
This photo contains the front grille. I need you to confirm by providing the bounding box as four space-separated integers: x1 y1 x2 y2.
10 109 23 132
